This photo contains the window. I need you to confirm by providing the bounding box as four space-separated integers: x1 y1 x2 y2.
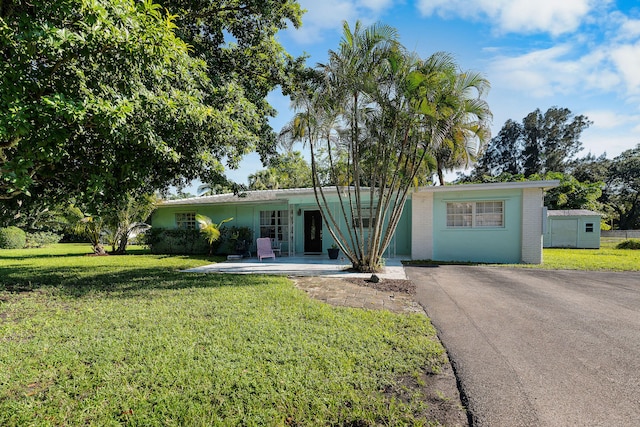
475 201 504 227
446 201 504 228
446 203 472 227
176 212 196 229
585 223 594 233
352 207 376 228
260 210 289 241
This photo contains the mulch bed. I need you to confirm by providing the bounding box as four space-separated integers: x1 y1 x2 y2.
345 278 416 294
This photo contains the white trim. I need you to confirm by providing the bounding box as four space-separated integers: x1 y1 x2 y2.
162 181 560 206
415 180 559 193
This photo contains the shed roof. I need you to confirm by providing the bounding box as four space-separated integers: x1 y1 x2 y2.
547 209 601 217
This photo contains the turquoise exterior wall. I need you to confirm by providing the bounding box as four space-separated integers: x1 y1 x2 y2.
151 192 412 257
151 202 289 253
285 199 412 256
431 189 523 263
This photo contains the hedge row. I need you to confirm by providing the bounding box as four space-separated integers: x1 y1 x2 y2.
144 226 254 255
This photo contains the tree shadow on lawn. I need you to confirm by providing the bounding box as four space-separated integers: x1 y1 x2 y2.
0 266 266 298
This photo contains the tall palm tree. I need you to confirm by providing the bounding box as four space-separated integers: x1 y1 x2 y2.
284 21 492 272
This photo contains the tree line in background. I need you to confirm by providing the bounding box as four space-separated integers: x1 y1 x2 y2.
459 106 640 230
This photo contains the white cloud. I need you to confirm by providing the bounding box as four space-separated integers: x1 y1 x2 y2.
582 110 640 129
609 42 640 94
488 33 640 101
609 12 640 41
488 45 580 97
289 0 395 44
581 129 639 158
416 0 600 36
359 0 395 13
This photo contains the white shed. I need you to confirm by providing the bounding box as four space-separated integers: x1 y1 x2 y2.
543 210 601 249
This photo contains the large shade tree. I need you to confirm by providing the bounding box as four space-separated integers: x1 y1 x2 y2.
0 0 302 212
284 21 491 272
159 0 303 164
607 145 640 229
468 107 591 180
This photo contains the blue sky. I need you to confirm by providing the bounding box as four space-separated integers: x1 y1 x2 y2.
223 0 640 186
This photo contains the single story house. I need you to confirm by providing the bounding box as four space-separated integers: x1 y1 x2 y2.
543 209 601 249
151 180 559 264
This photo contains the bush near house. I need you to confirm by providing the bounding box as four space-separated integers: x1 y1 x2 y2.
146 226 254 256
0 226 26 249
145 228 209 254
25 231 62 248
616 239 640 250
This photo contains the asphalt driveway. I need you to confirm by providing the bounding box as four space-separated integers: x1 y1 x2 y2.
405 265 640 427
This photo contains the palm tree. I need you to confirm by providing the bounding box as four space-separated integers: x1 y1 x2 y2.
431 71 492 185
284 21 492 272
248 169 280 190
195 214 233 255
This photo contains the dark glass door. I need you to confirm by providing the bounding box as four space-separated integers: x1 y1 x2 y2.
304 210 323 253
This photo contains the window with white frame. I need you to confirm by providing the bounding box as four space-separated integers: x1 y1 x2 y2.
175 212 197 229
446 201 504 228
352 207 376 228
446 202 473 227
260 210 289 241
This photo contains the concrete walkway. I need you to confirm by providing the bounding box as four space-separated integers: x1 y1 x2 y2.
183 255 407 280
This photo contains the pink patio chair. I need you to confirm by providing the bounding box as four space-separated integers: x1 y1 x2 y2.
256 237 276 261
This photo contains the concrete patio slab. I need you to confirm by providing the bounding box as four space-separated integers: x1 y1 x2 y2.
183 256 407 280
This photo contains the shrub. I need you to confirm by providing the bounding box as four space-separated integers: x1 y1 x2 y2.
0 226 27 249
616 239 640 250
146 228 209 254
25 231 62 248
217 226 253 255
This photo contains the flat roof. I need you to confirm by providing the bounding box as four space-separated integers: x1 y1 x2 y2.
415 180 560 193
161 181 561 206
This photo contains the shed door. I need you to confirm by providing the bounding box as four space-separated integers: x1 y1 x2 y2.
551 219 578 248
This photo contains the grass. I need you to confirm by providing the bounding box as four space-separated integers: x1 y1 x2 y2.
0 244 446 426
537 237 640 271
406 238 640 272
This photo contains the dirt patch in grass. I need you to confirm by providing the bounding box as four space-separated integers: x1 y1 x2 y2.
382 363 468 427
345 277 416 294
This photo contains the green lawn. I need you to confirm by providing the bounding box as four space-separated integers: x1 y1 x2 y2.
0 244 445 426
539 237 640 271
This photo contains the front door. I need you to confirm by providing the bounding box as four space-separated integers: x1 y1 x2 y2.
304 210 323 253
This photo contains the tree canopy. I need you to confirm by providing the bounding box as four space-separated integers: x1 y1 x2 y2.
248 151 312 190
464 107 640 229
606 145 640 229
471 107 591 179
1 0 302 212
